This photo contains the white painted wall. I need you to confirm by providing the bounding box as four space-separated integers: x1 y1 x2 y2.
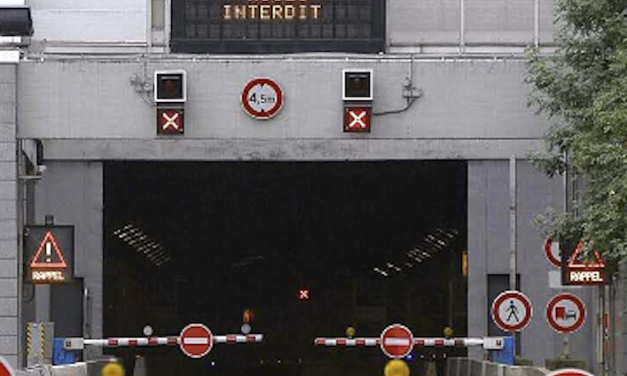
28 0 148 42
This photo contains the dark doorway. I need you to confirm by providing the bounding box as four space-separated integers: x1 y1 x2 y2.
104 161 468 376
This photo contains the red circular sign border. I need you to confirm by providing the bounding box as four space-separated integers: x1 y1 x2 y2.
0 356 15 376
240 78 284 120
545 293 586 334
491 291 533 332
546 368 595 376
545 237 561 268
179 323 214 359
380 323 414 359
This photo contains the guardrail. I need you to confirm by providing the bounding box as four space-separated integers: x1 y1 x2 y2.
446 357 550 376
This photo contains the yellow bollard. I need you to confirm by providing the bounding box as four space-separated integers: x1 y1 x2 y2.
346 326 356 339
101 362 125 376
384 359 410 376
443 327 454 339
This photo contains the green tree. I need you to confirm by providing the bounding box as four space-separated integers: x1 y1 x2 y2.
526 0 627 263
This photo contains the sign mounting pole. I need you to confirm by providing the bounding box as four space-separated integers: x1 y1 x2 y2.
509 155 518 355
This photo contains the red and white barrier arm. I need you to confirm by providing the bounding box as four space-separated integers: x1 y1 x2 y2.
214 334 264 344
83 337 180 348
314 338 380 346
314 337 504 350
66 334 264 350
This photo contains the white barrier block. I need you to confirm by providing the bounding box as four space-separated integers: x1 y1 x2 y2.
63 338 84 351
50 363 87 376
483 337 505 350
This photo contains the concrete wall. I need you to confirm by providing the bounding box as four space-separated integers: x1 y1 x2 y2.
23 0 555 52
468 160 595 368
0 64 18 368
29 0 148 43
17 57 547 162
388 0 555 50
32 162 103 346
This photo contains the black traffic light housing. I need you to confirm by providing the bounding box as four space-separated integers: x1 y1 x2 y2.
154 70 187 103
343 69 373 102
0 7 33 37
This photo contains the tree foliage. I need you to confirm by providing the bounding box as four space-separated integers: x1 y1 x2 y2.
526 0 627 263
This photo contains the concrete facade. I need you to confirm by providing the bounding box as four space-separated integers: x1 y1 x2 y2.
31 162 103 342
467 161 595 368
17 58 546 142
11 54 584 368
0 64 18 368
0 0 609 372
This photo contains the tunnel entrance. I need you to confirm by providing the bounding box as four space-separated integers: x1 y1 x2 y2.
103 161 468 376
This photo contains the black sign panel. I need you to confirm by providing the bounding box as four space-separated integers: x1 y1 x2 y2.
171 0 385 53
25 226 74 284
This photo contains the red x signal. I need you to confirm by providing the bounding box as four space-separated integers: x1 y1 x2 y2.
298 289 310 300
157 108 185 135
344 107 371 133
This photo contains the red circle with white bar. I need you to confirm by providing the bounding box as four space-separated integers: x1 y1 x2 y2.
380 324 414 359
0 356 15 376
546 293 586 334
241 78 284 120
180 324 214 359
544 238 561 268
491 291 533 332
546 369 594 376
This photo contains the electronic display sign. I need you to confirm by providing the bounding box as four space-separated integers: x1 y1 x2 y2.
25 226 74 284
171 0 385 53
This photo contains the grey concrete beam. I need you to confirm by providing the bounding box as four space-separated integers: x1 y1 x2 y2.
40 138 544 161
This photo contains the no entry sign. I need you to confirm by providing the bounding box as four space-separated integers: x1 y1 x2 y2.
180 324 214 358
0 357 14 376
241 78 284 120
491 291 533 332
546 369 594 376
546 293 586 333
380 324 414 359
544 238 561 268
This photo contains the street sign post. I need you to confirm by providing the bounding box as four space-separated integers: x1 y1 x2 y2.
241 78 284 120
380 324 414 359
545 293 586 333
0 356 15 376
546 369 595 376
179 324 214 358
491 291 533 332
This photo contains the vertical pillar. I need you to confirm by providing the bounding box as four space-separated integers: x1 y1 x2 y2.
0 63 19 368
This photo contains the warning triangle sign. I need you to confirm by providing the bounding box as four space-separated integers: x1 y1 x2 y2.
568 241 605 269
30 231 68 269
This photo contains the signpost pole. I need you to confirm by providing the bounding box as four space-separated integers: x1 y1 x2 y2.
509 155 517 357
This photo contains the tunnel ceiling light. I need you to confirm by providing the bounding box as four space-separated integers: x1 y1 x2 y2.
112 223 171 267
373 225 460 278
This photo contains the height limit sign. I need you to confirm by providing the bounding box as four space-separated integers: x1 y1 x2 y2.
25 226 74 284
241 78 284 120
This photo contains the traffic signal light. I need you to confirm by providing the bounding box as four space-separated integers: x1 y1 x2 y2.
154 70 187 103
343 69 373 101
157 108 184 135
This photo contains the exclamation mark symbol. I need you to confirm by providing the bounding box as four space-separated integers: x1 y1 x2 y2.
46 242 52 263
